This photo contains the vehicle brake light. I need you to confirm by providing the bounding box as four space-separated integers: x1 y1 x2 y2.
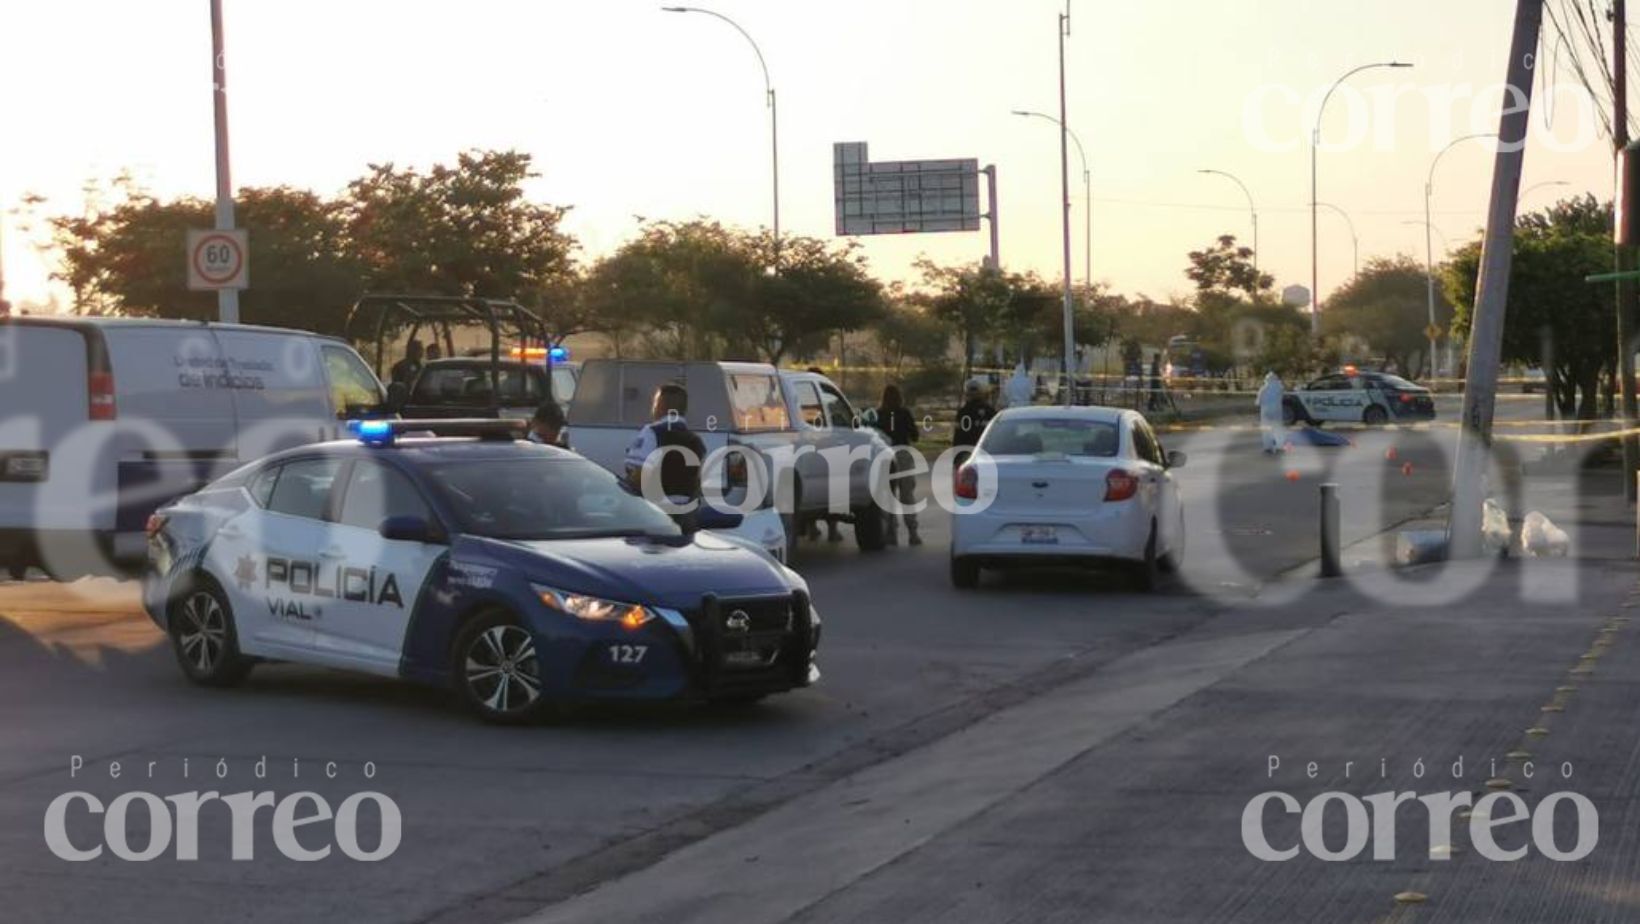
88 371 117 420
726 452 748 489
1400 394 1413 403
144 514 168 538
954 464 979 500
1104 469 1139 502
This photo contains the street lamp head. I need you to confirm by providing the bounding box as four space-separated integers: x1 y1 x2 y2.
1389 61 1414 68
661 6 691 12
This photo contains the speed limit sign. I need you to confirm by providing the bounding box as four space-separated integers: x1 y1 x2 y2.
186 229 249 291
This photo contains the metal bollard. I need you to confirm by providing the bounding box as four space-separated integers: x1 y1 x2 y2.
1320 482 1342 578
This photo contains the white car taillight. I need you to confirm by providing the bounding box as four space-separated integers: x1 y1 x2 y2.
1104 469 1139 502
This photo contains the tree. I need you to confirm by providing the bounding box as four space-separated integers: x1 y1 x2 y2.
1186 234 1273 299
744 232 885 364
916 258 1009 382
51 183 361 334
584 220 883 363
345 150 576 301
870 291 951 377
1322 255 1449 378
1445 194 1613 419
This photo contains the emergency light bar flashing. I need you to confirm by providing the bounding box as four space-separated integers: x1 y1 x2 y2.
345 418 531 446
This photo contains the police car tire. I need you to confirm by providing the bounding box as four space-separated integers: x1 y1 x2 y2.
853 504 887 552
1281 403 1300 427
950 556 980 589
1363 405 1388 426
451 611 553 725
168 576 253 688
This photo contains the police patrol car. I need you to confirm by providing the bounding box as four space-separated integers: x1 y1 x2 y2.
1282 370 1436 427
141 419 820 723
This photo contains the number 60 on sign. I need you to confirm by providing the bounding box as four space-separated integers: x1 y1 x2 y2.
186 229 249 291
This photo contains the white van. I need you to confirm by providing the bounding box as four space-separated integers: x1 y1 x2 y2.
0 317 386 578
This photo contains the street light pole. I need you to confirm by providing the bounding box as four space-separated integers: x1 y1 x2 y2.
1014 110 1091 286
1197 169 1258 273
1056 3 1076 394
1424 132 1495 375
1312 61 1412 334
1315 201 1359 276
209 0 239 323
662 6 779 264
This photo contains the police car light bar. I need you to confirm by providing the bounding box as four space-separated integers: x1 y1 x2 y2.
346 418 530 446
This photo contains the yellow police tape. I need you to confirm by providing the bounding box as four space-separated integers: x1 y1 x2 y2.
1155 419 1640 445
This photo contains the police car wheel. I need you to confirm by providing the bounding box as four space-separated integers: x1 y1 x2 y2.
1281 403 1299 427
168 578 252 687
1363 405 1388 426
453 612 551 724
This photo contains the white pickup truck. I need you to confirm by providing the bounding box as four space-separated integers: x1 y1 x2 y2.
566 360 893 558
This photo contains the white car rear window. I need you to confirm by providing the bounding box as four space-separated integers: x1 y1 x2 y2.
980 418 1119 457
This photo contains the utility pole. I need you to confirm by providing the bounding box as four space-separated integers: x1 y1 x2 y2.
1448 0 1543 558
1615 0 1638 502
982 165 1000 270
209 0 240 324
1057 3 1076 399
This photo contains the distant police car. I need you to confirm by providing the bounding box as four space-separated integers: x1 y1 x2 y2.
1283 371 1436 426
142 419 820 723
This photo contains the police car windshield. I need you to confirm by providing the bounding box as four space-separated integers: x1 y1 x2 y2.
426 455 681 541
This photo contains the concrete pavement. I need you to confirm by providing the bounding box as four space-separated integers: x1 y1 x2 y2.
520 477 1640 923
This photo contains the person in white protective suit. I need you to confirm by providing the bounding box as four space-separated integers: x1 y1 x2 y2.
1004 363 1034 408
1256 371 1286 454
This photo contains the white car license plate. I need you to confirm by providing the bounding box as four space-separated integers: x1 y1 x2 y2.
1020 525 1058 545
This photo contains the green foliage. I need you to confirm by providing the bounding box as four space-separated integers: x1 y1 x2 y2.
583 219 884 364
1322 255 1448 378
1254 326 1339 382
871 294 951 375
1186 234 1273 298
1445 194 1613 418
49 150 576 339
52 184 360 335
344 150 575 299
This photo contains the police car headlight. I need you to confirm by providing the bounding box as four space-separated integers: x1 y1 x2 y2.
532 584 654 629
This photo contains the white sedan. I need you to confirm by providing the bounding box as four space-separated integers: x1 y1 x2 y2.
949 406 1186 591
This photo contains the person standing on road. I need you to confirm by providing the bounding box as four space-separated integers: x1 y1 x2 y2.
1148 353 1165 411
625 384 707 527
391 339 425 386
1257 371 1286 454
1004 363 1033 409
952 379 995 464
874 384 922 546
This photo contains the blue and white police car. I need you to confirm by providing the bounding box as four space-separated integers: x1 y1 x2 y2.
142 419 820 723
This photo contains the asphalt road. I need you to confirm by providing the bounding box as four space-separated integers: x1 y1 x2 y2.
0 397 1549 923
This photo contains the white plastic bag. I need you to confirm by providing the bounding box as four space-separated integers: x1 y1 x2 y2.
1481 499 1512 556
1520 511 1569 558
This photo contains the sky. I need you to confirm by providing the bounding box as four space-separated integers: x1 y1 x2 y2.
0 0 1624 313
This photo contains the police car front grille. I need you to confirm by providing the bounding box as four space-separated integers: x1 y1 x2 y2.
687 591 812 687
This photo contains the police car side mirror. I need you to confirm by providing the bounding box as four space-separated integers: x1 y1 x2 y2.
379 515 443 544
